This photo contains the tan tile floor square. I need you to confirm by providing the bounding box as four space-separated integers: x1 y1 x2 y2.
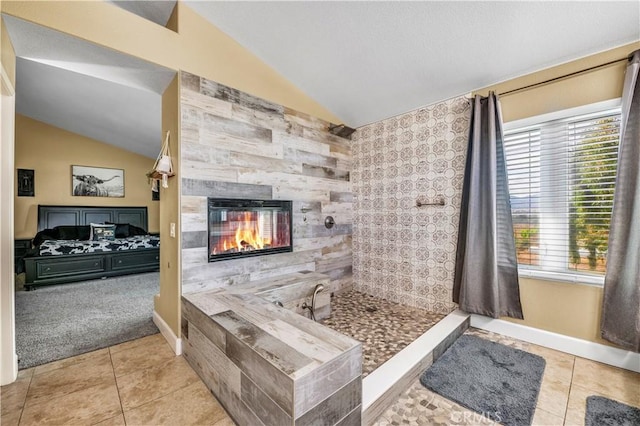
25 351 114 405
33 348 109 376
20 381 122 425
572 357 640 406
93 413 126 426
1 369 32 418
123 381 229 425
116 356 201 410
531 407 564 426
0 333 235 426
110 334 176 377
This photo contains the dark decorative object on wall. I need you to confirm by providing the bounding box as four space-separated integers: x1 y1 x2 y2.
152 189 160 201
17 169 35 197
329 124 356 139
72 165 124 198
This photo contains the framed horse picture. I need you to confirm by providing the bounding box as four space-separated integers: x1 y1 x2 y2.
71 165 124 198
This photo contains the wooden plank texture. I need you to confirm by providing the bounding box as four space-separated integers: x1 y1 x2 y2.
225 330 296 415
184 324 243 393
180 66 357 425
241 373 293 426
294 344 362 416
181 298 227 351
295 376 362 425
181 178 272 199
200 78 285 117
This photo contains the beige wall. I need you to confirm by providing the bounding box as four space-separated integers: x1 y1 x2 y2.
0 15 17 385
475 42 640 345
477 43 639 122
0 1 341 125
14 115 159 238
155 74 180 335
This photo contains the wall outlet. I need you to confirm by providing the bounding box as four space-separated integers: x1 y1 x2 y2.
170 222 176 238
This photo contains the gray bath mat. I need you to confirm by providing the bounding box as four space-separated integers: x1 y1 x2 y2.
420 334 545 426
586 396 640 426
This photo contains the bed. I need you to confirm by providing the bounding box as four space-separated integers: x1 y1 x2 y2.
23 206 160 289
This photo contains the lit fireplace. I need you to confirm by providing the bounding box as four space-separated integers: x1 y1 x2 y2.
208 198 292 262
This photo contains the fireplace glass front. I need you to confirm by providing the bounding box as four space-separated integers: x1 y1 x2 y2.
208 198 292 262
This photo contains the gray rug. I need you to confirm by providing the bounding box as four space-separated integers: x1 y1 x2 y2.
16 272 159 369
420 334 546 426
586 396 640 426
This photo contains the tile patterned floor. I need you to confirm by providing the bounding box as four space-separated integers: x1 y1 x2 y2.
0 334 234 426
321 290 446 377
375 327 640 426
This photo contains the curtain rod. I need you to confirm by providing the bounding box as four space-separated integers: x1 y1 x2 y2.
498 56 629 98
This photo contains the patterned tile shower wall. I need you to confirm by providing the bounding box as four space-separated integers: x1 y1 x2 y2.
180 72 353 295
351 96 471 314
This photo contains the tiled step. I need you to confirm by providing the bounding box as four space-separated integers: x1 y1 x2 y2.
361 309 470 425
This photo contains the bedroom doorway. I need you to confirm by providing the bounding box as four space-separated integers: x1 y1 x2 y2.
3 15 177 371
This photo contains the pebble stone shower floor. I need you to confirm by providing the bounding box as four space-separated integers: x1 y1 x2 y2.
320 290 446 377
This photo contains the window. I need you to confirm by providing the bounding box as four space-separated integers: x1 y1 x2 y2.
503 101 621 284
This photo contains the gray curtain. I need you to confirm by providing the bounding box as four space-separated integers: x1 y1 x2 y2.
601 50 640 352
453 93 523 319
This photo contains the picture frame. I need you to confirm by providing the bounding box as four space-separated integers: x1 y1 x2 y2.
72 165 124 198
17 169 35 197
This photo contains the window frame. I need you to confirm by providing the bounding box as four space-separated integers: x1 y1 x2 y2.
503 99 622 286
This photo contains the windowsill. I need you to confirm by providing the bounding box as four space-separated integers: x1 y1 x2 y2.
518 268 604 287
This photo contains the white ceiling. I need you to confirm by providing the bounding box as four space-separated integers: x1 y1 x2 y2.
185 1 640 127
3 15 176 158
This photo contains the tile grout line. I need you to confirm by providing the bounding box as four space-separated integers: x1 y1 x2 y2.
108 347 127 426
562 356 577 426
16 370 34 426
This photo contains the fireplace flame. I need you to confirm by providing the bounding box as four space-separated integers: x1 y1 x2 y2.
214 212 271 254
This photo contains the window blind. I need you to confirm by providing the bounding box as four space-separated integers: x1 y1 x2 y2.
504 108 621 278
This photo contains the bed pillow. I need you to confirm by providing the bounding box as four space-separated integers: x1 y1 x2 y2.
77 226 91 241
128 224 148 236
54 226 79 240
90 223 116 241
33 229 58 247
105 222 131 238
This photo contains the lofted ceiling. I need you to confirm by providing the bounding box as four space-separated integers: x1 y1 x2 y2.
107 0 177 27
3 0 638 159
185 1 640 127
3 14 176 159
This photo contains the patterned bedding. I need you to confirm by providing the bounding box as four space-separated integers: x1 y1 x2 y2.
39 235 160 256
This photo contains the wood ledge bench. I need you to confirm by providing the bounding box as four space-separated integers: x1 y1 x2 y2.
181 271 363 426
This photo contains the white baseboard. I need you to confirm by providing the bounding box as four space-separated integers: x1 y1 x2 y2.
153 310 182 355
470 314 640 373
0 352 18 386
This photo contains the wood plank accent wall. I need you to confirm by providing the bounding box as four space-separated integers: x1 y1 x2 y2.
180 72 353 295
